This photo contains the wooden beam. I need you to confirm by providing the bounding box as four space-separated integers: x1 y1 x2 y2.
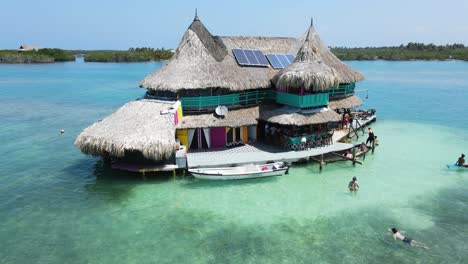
330 152 363 165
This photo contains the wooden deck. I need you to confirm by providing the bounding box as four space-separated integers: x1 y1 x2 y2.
187 142 354 168
333 115 377 142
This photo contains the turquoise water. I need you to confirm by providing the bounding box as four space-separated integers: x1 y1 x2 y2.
1 60 467 264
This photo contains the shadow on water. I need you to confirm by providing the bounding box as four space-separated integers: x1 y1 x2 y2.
180 175 280 189
63 158 179 204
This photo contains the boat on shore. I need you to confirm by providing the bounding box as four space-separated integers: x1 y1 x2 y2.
189 162 288 180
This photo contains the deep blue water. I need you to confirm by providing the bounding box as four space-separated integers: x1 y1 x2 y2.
0 60 467 264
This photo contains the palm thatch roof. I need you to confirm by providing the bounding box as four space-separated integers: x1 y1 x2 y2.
260 106 341 126
177 106 259 129
301 21 364 84
140 16 363 93
140 17 299 92
274 20 340 91
75 100 177 161
329 95 363 110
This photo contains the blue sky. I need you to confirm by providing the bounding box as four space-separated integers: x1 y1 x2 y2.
1 0 467 50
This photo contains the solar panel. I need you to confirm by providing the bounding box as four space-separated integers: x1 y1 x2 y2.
232 49 249 65
277 54 291 68
243 50 259 65
266 54 284 69
286 55 296 63
233 49 272 67
253 50 269 66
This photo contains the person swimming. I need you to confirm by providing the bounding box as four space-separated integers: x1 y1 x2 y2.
348 177 359 191
388 228 429 249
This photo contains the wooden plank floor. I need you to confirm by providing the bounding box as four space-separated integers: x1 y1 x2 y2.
187 142 354 168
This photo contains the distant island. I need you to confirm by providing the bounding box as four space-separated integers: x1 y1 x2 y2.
331 43 468 61
0 48 75 63
82 47 174 62
1 43 467 63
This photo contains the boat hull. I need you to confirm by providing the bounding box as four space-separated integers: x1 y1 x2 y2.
190 168 287 180
189 162 288 180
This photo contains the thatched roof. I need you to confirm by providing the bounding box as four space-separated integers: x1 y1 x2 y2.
75 100 177 161
329 95 363 110
140 17 363 92
274 20 340 91
301 21 364 83
260 106 341 126
177 106 259 129
140 17 299 92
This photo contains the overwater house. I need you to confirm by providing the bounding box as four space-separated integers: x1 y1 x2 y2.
18 45 43 51
75 15 366 170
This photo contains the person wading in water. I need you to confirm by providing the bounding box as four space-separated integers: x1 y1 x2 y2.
348 177 359 192
366 127 375 146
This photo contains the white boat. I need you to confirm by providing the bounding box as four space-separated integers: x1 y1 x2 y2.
189 162 288 180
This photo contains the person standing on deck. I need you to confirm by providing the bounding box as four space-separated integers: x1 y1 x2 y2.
366 127 375 145
343 112 350 128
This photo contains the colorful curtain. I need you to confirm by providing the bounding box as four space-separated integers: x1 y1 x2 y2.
173 101 183 125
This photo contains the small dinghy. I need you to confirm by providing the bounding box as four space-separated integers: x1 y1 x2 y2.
189 162 288 180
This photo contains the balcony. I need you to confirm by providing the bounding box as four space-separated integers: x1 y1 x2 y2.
181 90 275 112
329 83 355 97
275 92 329 108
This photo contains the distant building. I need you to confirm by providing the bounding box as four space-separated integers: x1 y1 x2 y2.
18 45 43 51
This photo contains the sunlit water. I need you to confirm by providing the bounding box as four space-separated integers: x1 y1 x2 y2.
0 59 467 264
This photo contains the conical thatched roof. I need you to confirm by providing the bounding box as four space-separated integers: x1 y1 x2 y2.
300 21 364 83
274 21 339 91
75 100 177 161
274 21 363 91
329 95 363 110
140 17 300 92
260 106 341 126
177 107 259 129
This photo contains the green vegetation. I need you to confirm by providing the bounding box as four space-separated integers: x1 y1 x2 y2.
0 49 75 63
84 47 173 62
331 43 468 61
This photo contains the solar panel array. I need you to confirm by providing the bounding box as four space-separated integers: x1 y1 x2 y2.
232 49 269 66
266 54 296 69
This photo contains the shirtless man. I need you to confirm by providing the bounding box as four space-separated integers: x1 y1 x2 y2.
348 177 359 191
388 228 429 249
456 154 467 167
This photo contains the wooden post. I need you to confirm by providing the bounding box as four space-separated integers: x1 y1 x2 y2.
372 140 376 154
142 171 146 181
173 169 176 178
319 154 324 171
350 124 359 140
352 148 356 166
356 119 365 135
